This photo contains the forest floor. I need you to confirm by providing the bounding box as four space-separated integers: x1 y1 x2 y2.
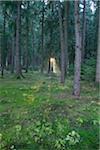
0 71 99 150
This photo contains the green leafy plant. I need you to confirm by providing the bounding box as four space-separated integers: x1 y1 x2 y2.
66 130 80 145
55 138 66 150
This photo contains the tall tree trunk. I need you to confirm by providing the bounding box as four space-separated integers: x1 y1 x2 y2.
1 5 6 77
11 32 15 74
81 0 86 62
64 1 69 76
31 20 35 70
58 2 65 84
41 2 45 73
48 15 53 74
25 1 29 73
73 0 82 97
0 34 1 67
96 1 100 83
15 1 22 79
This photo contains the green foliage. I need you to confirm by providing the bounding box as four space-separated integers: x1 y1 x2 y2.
68 58 96 81
81 58 96 81
66 131 80 146
68 64 74 75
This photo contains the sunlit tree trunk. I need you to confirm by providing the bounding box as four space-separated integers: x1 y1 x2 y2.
73 0 82 97
81 0 86 62
96 1 100 83
58 2 65 84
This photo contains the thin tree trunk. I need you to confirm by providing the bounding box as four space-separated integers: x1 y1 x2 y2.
48 58 51 74
25 1 29 73
0 34 1 66
31 20 35 70
64 1 69 76
58 2 65 84
48 16 53 74
81 0 86 62
15 1 22 79
1 5 6 77
41 2 45 73
11 33 15 74
73 0 82 97
96 1 100 83
6 43 11 70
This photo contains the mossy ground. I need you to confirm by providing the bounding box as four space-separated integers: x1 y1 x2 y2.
0 71 99 150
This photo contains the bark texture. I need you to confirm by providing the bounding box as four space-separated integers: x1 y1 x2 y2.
64 1 69 76
25 1 29 73
81 0 86 62
41 2 45 73
58 2 65 84
1 5 6 77
11 33 15 74
96 1 100 83
15 1 22 78
73 0 82 97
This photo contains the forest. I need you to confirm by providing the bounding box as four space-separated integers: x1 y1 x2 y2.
0 0 99 150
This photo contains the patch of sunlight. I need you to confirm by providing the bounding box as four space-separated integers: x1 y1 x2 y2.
97 102 100 106
23 93 28 97
47 84 51 88
50 57 60 74
27 95 36 104
58 85 67 90
30 85 40 92
23 93 36 104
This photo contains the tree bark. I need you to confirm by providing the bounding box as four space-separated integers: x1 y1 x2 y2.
31 19 35 70
1 5 6 77
25 1 29 73
15 1 22 79
73 0 82 97
11 32 15 74
48 58 51 74
58 2 65 84
81 0 86 63
96 1 100 83
64 1 69 76
41 2 45 73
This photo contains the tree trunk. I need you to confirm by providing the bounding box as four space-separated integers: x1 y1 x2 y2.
64 1 69 76
48 58 51 74
41 2 45 73
58 2 65 84
73 0 82 97
25 1 29 73
0 34 2 69
15 1 22 79
1 5 6 77
31 19 35 70
96 1 100 83
11 33 15 74
81 0 86 62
